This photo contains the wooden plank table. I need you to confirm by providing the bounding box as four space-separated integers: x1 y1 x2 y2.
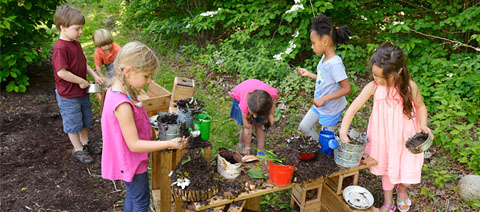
188 155 377 211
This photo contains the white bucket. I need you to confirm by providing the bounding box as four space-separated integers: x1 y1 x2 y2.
217 150 242 179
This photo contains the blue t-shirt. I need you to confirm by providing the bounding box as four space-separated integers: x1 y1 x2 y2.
312 55 348 116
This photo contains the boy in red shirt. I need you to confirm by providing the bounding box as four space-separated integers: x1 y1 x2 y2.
52 5 104 164
92 29 121 79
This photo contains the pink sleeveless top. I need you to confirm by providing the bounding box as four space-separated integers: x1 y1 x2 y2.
101 88 152 182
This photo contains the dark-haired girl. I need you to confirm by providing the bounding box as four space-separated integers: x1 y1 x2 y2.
297 14 352 138
230 79 277 155
339 42 434 212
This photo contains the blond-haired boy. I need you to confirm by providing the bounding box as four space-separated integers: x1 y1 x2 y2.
92 29 121 79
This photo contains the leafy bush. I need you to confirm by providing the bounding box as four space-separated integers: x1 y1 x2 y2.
1 0 64 92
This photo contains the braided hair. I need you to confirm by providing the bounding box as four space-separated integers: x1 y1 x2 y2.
370 41 414 119
112 41 159 106
311 14 352 45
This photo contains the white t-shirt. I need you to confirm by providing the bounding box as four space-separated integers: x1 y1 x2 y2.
312 55 348 115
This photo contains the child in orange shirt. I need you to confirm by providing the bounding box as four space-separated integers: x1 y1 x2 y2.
92 29 121 80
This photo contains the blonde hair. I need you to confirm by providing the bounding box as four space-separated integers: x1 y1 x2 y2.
92 29 114 47
112 41 159 102
54 5 85 31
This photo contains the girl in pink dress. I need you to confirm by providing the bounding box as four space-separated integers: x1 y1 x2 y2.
339 42 434 212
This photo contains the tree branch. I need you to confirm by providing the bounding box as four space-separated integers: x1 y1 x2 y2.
408 27 480 52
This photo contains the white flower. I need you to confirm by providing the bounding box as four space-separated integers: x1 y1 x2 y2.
216 58 224 65
199 8 222 17
447 73 453 78
292 31 299 38
285 47 293 54
285 4 304 13
171 178 191 189
360 15 368 21
186 24 191 29
393 21 405 26
400 11 405 16
273 53 283 60
294 0 301 3
168 171 173 177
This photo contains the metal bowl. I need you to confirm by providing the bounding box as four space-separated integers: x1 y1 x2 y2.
406 132 433 154
343 185 374 209
87 84 101 93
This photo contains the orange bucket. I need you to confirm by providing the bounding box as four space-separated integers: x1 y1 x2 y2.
268 161 296 186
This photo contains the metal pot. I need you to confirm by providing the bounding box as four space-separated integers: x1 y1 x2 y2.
87 84 101 93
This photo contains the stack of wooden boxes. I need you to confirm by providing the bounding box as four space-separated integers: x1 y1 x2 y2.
169 77 195 113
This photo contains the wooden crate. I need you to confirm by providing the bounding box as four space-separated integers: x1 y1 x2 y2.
326 170 359 195
151 147 211 212
170 77 195 107
291 198 322 212
138 81 171 117
291 178 324 206
321 183 377 212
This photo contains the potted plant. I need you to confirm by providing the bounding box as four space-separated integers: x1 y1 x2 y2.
286 134 320 161
257 147 299 186
170 150 218 202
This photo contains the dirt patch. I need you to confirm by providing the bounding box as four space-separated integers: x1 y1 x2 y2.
286 135 320 154
0 60 123 211
293 153 339 183
185 131 212 149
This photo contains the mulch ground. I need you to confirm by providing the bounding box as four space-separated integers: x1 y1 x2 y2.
0 61 124 211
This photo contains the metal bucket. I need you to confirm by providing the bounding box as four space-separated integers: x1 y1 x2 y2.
176 106 194 128
334 141 367 168
156 113 185 141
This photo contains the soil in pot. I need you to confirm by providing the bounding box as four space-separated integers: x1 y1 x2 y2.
286 135 320 154
293 153 339 183
406 132 429 149
184 130 212 149
170 150 217 192
176 98 206 114
158 113 178 124
273 147 300 166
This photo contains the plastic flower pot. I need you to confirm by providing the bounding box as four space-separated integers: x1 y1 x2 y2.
193 113 211 141
299 152 316 161
268 161 296 186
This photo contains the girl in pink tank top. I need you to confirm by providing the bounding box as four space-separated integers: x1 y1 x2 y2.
101 41 187 212
339 42 434 212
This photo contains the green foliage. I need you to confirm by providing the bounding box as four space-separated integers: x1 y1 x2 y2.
422 164 459 188
256 150 284 164
247 168 267 179
1 0 64 92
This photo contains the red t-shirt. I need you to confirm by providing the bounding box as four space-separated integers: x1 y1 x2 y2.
52 39 87 98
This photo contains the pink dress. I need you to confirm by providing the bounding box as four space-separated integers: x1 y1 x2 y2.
366 84 424 185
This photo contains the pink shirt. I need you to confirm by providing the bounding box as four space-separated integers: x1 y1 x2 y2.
101 89 152 182
231 79 278 114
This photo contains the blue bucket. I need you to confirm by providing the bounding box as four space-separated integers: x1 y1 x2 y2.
318 128 338 156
